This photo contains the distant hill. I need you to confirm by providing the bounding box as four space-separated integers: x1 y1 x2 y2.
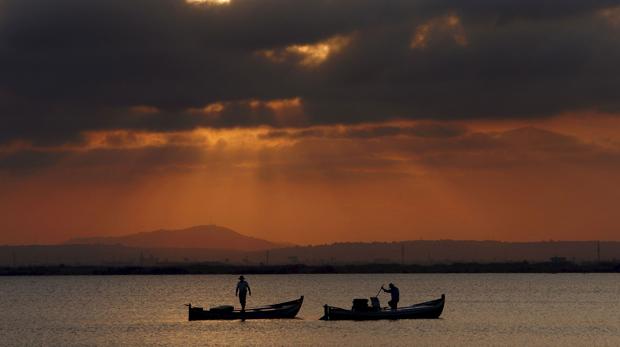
65 225 286 251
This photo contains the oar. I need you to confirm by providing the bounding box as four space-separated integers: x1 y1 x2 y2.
375 284 385 297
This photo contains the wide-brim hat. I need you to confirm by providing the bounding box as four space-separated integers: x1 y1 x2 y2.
239 275 245 280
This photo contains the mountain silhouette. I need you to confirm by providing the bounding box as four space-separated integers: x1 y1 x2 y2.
65 225 286 251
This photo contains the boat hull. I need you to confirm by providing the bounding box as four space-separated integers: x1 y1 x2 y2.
188 296 304 321
321 294 444 321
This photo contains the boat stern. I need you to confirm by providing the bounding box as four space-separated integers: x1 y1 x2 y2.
320 304 330 320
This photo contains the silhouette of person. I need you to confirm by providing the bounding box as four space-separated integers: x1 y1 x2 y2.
381 283 399 310
236 275 251 311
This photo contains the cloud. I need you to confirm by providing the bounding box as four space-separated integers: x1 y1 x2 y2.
258 122 467 140
410 12 468 49
3 121 619 183
0 150 67 174
257 34 353 67
1 0 620 146
2 120 620 244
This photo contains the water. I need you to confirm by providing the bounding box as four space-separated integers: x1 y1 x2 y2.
1 274 619 346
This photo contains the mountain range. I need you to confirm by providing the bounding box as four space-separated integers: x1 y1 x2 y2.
1 225 618 267
65 225 286 251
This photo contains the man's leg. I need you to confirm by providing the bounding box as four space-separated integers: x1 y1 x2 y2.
388 300 397 310
240 293 247 311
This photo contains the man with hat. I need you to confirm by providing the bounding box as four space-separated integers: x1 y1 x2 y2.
235 275 252 312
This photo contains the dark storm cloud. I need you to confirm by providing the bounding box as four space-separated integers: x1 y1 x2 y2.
0 150 67 174
0 145 210 177
1 0 620 145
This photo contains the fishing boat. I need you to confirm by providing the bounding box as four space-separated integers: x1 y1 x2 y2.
320 294 445 321
187 296 304 321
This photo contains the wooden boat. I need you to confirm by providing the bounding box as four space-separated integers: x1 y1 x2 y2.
320 294 445 321
187 296 304 321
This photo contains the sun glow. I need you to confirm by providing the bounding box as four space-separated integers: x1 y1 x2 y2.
186 0 231 6
76 128 281 151
258 35 351 67
187 97 304 125
411 13 468 49
188 102 226 119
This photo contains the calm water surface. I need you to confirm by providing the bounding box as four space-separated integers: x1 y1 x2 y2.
1 274 619 346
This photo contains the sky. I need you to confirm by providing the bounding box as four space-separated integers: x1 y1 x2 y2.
1 0 620 245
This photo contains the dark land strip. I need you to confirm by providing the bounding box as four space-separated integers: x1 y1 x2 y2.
2 261 620 276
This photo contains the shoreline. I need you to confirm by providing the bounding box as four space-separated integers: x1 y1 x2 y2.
2 261 620 276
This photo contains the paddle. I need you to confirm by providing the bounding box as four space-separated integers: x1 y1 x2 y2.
375 284 385 297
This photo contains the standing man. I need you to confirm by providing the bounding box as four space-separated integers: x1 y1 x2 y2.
381 283 399 310
236 275 251 312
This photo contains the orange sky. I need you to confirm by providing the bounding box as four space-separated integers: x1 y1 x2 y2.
2 112 620 245
2 1 620 245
